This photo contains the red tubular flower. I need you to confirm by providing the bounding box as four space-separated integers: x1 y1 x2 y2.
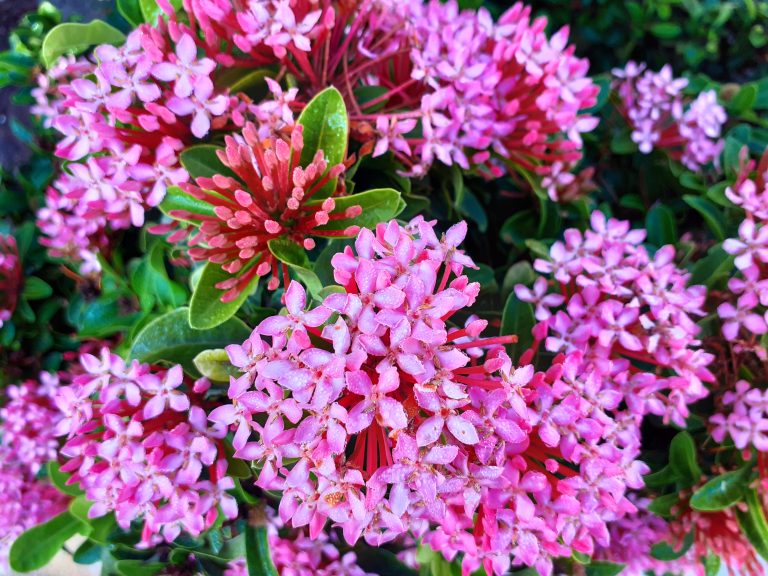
162 122 359 300
0 234 21 328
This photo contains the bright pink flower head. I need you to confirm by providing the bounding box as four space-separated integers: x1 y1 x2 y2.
0 374 70 570
159 121 354 300
214 217 644 574
613 62 726 170
528 210 713 427
0 233 21 327
179 0 597 191
54 349 237 547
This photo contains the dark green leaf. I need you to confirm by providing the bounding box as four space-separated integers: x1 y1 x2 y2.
669 431 701 486
689 245 734 287
180 145 236 180
737 488 768 560
115 560 166 576
267 238 323 298
73 540 102 565
245 524 279 576
647 492 679 517
643 465 678 489
683 195 727 241
646 204 677 247
22 276 53 300
500 293 535 362
117 0 144 26
130 307 251 373
586 562 624 576
651 529 694 560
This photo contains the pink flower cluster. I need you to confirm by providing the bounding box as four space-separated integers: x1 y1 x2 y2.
31 55 92 128
711 381 768 451
720 149 768 352
35 21 235 272
613 62 726 171
157 121 352 300
0 233 20 327
180 0 598 191
0 374 69 569
212 217 647 575
594 499 695 576
54 349 237 546
524 211 714 427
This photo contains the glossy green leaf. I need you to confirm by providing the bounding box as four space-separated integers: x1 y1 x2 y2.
47 461 84 497
189 262 260 330
296 87 348 199
41 21 125 68
689 245 734 287
586 562 625 576
115 560 166 576
737 488 768 560
193 348 239 382
246 525 279 576
22 276 52 300
500 293 535 362
180 145 236 180
651 529 694 560
160 185 216 223
645 204 677 247
669 431 701 486
647 492 679 517
683 195 727 241
267 238 323 298
9 512 85 572
643 464 678 488
139 0 182 23
311 188 404 235
117 0 144 26
130 307 251 373
690 467 748 511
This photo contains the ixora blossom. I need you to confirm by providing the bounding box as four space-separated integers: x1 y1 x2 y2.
177 0 598 192
523 211 714 427
34 21 235 273
157 121 355 300
0 374 70 568
211 217 646 575
54 349 237 546
0 234 21 328
613 62 726 171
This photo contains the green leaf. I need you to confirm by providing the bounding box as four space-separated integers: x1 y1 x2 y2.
643 464 679 488
730 84 758 115
47 461 84 497
354 547 420 576
189 262 260 330
500 293 535 362
245 524 279 576
73 539 102 565
683 195 727 241
267 238 323 299
690 468 749 511
41 21 125 68
311 188 404 235
737 488 768 560
651 529 694 560
22 276 53 300
193 348 239 382
650 22 682 39
129 307 251 374
9 512 85 572
669 431 701 487
296 87 348 199
160 185 216 223
646 204 677 247
586 562 624 576
117 0 144 26
647 492 679 517
115 560 166 576
139 0 181 23
180 145 236 180
228 69 272 99
501 261 535 301
689 245 734 287
703 554 721 576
